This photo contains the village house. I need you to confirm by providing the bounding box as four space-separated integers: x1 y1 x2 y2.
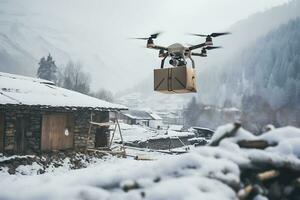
118 110 163 129
0 72 126 154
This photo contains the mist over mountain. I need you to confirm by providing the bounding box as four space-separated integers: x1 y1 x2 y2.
197 14 300 108
197 0 300 106
120 0 300 112
0 0 293 94
184 17 300 131
1 0 299 126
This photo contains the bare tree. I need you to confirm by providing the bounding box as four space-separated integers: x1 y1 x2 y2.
91 88 114 102
60 61 90 94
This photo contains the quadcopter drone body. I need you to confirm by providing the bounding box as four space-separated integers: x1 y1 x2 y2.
133 32 230 68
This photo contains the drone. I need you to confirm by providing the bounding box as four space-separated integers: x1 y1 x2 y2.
132 32 230 68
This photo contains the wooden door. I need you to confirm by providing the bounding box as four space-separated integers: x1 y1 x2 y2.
95 127 108 147
41 113 74 151
15 117 29 153
0 114 4 152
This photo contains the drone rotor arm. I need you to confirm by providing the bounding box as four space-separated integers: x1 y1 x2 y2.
191 52 206 57
188 43 206 51
147 44 168 51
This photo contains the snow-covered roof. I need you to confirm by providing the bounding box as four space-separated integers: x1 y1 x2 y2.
122 110 153 120
191 127 215 132
149 112 162 120
121 110 162 120
0 72 127 111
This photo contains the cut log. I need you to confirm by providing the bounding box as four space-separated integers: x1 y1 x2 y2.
237 185 253 199
134 155 154 161
256 170 280 181
237 140 270 149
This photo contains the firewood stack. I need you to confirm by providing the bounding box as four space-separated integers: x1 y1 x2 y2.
209 122 300 200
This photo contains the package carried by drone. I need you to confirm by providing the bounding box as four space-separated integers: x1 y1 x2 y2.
154 66 197 93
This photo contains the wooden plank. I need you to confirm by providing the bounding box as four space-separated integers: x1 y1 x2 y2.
0 114 4 152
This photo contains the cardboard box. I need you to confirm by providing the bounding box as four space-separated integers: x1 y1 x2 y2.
154 66 197 93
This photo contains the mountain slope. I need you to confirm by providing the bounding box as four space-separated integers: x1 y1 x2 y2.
119 1 300 112
190 18 300 131
204 18 300 109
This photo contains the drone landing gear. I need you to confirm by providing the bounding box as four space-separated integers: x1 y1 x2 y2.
160 55 168 69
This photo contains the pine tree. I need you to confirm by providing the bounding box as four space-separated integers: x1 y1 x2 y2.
37 54 58 83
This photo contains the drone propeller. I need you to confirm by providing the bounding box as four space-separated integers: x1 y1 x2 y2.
150 32 162 39
205 46 222 50
190 32 231 38
130 32 162 40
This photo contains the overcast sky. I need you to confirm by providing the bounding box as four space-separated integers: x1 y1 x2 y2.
0 0 293 92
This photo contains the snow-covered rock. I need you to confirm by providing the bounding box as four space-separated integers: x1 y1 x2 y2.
0 124 300 200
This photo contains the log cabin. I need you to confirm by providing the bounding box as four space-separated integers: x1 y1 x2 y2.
0 72 127 154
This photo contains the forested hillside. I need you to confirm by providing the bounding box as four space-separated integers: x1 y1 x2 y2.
186 18 300 131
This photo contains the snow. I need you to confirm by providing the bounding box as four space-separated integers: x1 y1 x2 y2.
15 162 43 175
149 112 162 120
0 155 35 162
0 153 239 200
115 123 194 143
168 125 183 131
1 124 300 200
0 72 127 110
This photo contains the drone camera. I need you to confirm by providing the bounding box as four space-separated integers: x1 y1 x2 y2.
169 59 178 66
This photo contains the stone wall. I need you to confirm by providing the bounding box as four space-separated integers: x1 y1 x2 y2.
2 109 42 154
3 112 16 152
128 135 194 150
73 111 109 149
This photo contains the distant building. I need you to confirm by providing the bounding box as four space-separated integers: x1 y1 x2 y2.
156 110 184 125
0 72 126 154
188 127 214 139
118 110 163 129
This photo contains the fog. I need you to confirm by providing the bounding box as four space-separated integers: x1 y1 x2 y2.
0 0 291 92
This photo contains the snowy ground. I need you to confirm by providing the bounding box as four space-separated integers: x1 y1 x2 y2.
114 123 195 143
0 124 300 200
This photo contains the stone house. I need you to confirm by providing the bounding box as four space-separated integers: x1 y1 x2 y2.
119 110 163 129
0 72 126 154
